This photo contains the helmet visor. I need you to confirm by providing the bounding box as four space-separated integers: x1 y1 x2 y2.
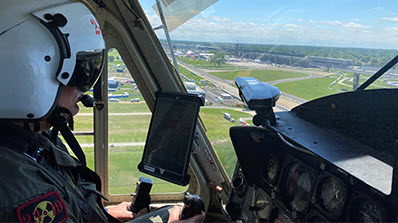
68 49 105 92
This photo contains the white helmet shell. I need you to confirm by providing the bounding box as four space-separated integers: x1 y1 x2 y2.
0 1 105 120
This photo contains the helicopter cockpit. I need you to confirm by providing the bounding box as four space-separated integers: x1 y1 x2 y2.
2 0 397 222
72 0 398 221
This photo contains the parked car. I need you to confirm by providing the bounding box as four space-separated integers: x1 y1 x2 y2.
109 98 119 102
224 113 231 120
214 97 223 102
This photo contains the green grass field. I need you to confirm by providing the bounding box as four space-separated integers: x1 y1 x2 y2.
209 69 307 82
108 49 124 69
275 77 347 100
83 146 187 194
200 108 253 141
79 102 150 114
178 65 212 86
275 72 395 101
74 114 151 144
179 64 202 81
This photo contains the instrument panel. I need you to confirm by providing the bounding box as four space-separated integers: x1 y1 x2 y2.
227 126 397 222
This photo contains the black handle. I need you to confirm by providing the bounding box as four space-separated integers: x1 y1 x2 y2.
180 192 205 220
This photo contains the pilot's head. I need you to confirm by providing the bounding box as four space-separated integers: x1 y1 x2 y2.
0 0 105 131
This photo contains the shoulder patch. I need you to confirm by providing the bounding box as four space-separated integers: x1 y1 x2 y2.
16 191 68 223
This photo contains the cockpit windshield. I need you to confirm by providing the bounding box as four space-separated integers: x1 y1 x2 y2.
137 0 398 179
139 0 398 98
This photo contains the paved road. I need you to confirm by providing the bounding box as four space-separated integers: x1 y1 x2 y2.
178 61 305 110
279 92 308 104
178 61 239 96
268 75 319 85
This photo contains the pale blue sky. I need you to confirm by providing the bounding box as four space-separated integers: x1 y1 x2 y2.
139 0 398 49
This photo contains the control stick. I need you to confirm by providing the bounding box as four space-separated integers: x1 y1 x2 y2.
180 192 205 220
129 177 152 213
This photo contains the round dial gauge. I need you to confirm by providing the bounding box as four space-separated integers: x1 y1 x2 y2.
320 176 346 215
285 163 312 212
265 155 279 182
349 198 388 222
274 211 294 223
252 189 271 220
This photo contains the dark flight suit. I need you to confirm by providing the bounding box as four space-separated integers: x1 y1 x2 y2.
0 124 113 222
0 124 175 223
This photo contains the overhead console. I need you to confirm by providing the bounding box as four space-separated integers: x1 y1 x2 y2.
226 84 398 222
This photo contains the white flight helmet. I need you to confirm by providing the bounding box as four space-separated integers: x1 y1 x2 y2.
0 0 106 120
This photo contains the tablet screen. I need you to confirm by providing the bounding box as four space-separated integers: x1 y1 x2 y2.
138 91 201 185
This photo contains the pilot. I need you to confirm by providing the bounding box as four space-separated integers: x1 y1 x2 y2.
0 1 204 222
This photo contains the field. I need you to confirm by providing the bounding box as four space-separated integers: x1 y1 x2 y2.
275 76 349 100
178 64 212 86
209 69 308 82
179 65 203 82
83 146 188 194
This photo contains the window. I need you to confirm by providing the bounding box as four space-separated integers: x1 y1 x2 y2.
106 48 188 194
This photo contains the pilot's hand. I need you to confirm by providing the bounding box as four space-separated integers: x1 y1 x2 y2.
168 205 205 223
107 201 138 221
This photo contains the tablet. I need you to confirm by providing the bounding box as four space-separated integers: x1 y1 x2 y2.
138 91 202 185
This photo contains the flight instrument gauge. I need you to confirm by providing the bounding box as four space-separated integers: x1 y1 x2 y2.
265 154 279 183
319 176 347 217
284 163 312 212
273 210 294 223
251 188 272 220
349 197 389 222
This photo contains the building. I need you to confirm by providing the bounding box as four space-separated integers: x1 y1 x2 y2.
108 77 121 90
307 56 353 69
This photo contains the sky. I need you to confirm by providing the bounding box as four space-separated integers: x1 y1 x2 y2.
138 0 398 49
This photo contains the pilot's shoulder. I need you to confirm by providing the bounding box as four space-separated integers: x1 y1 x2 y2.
0 147 72 222
0 146 66 196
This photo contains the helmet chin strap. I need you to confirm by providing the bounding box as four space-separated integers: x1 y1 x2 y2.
48 106 86 166
23 121 41 132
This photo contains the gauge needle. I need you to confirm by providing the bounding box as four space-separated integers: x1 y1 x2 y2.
250 201 269 211
335 190 340 199
256 201 269 209
359 210 371 218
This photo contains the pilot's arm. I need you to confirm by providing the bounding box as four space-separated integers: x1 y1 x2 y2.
168 205 205 223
